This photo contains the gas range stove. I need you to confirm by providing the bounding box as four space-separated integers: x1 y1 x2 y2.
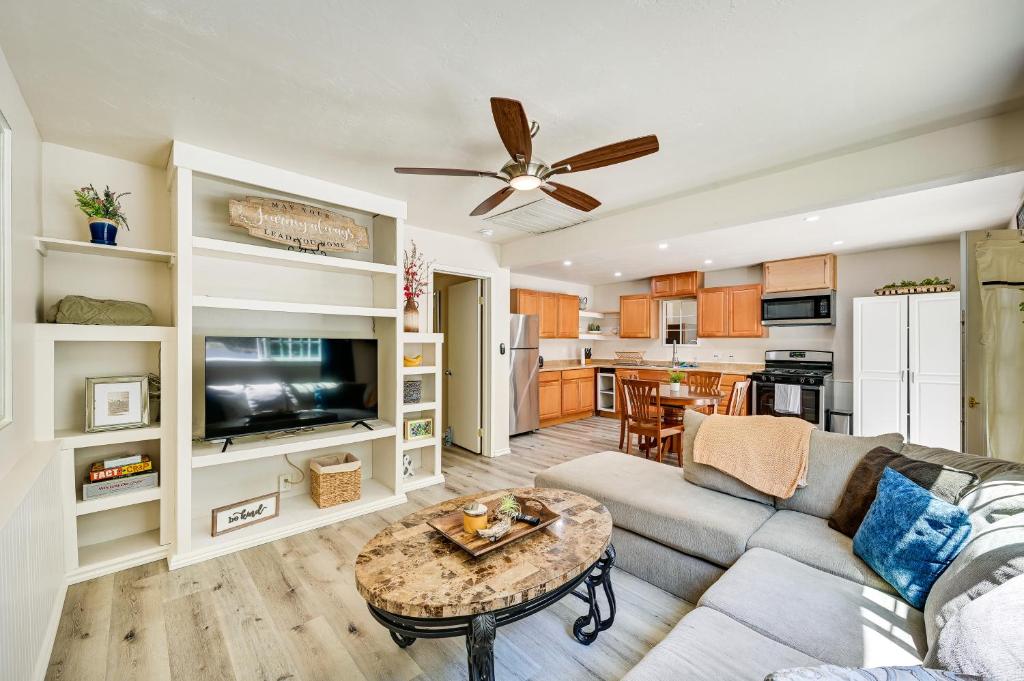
751 367 832 386
751 350 834 386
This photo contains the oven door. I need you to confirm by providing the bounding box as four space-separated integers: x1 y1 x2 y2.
761 290 835 326
753 381 823 426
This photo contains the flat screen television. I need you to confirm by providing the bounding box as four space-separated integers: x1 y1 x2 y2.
204 336 378 440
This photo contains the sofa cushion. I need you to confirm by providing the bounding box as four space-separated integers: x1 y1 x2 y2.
899 442 1023 485
747 510 895 594
698 548 927 668
765 665 980 680
853 468 972 610
621 606 825 681
776 431 905 518
683 409 776 505
611 526 724 604
829 446 977 538
957 470 1024 528
925 573 1024 679
923 513 1024 648
535 451 775 566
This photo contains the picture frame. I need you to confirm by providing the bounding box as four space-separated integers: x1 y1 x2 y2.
404 416 434 441
85 375 150 433
211 491 280 537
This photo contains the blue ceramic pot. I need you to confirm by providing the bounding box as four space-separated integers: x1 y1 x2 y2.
89 219 119 246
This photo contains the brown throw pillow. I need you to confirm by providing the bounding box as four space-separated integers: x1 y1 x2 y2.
829 446 978 538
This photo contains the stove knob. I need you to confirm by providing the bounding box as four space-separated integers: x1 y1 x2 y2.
799 377 807 384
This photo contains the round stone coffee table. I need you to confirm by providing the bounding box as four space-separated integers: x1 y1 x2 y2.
355 487 615 681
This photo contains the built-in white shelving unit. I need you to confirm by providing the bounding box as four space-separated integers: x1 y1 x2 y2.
578 310 604 319
35 235 176 265
400 332 444 493
168 140 430 569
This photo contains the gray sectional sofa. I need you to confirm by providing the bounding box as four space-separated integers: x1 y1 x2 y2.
534 410 1024 680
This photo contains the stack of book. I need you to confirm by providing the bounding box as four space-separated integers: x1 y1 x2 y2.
82 454 159 501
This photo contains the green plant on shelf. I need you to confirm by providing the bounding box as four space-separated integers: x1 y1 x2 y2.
73 184 131 229
587 322 601 332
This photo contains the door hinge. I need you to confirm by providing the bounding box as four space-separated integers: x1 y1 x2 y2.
477 427 484 437
478 296 485 305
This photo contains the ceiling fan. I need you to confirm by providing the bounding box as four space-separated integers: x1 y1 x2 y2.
395 97 659 216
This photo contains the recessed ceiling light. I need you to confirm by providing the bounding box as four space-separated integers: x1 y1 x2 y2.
704 259 713 265
658 242 668 250
804 215 821 223
478 228 494 237
613 271 622 277
562 260 572 266
832 240 844 246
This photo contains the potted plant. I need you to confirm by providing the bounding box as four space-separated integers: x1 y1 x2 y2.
73 184 130 246
668 371 684 393
403 241 431 332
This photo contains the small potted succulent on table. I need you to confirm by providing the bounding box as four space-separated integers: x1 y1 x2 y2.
668 371 684 393
74 184 130 246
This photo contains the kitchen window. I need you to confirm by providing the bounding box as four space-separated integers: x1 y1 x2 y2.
661 298 698 346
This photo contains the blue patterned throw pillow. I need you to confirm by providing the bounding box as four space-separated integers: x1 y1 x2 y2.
853 468 972 609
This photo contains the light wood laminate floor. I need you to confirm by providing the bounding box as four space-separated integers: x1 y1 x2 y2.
46 417 691 681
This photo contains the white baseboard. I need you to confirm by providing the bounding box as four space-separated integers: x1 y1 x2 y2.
32 581 67 681
485 447 511 458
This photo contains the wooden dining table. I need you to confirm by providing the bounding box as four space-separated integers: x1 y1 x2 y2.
655 385 724 426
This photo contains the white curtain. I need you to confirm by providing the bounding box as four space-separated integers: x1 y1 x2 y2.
976 239 1024 462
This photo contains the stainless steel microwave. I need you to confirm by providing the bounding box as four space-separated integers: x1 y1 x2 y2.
761 288 835 326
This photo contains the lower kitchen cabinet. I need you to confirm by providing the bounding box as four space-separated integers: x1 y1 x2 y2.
539 368 597 427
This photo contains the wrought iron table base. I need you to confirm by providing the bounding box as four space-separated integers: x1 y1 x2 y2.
368 545 616 681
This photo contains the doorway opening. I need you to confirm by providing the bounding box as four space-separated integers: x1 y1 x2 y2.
432 270 488 455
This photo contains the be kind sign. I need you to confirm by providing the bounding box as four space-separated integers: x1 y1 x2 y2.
211 491 280 536
228 197 370 253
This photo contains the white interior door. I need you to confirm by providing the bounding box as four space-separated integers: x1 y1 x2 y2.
908 292 962 449
447 279 482 453
853 296 908 438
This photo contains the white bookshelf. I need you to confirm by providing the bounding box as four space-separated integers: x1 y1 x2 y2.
34 235 176 266
400 333 444 493
170 141 410 568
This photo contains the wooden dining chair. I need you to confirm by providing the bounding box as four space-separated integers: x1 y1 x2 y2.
726 379 751 416
616 370 639 450
686 371 723 415
621 378 683 465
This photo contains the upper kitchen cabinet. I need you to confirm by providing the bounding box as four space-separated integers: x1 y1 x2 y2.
556 294 580 339
697 284 764 338
651 271 704 298
510 288 578 339
763 254 837 293
620 294 659 338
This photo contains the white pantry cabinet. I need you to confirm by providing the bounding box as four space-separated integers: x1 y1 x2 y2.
853 292 961 450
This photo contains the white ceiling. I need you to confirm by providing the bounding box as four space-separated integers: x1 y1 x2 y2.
513 171 1024 284
2 1 1024 244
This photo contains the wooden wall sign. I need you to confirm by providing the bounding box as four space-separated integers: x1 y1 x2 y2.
228 197 370 253
211 491 280 536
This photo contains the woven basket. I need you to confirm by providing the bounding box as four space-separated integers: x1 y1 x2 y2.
310 453 361 508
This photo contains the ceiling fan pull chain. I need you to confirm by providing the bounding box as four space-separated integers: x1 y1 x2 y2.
529 121 540 138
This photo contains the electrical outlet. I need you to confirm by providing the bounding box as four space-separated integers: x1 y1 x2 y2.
728 353 735 360
712 352 721 360
278 474 291 493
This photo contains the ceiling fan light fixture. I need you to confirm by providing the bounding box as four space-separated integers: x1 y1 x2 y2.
509 175 542 191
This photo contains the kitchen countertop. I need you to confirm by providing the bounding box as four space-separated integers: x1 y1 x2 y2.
538 359 764 375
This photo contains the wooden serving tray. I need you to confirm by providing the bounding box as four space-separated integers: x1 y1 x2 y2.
427 496 560 557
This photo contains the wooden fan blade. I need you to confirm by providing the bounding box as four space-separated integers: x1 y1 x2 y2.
470 186 515 216
490 97 532 163
552 135 659 173
541 182 601 212
395 167 503 179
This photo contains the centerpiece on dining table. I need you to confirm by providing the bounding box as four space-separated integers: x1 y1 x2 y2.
427 492 560 557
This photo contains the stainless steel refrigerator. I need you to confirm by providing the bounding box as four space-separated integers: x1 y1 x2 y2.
509 314 540 435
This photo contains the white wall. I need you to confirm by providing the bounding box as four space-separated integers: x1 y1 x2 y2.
0 44 65 681
406 225 512 456
510 272 595 361
584 240 961 381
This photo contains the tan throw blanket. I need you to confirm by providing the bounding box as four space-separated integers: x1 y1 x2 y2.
693 415 813 499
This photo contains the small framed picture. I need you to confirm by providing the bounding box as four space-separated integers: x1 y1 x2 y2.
85 376 150 433
211 491 280 537
404 416 434 441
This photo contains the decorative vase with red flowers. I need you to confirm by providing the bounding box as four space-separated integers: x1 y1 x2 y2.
403 241 431 332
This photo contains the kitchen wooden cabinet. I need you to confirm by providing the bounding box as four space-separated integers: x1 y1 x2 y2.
539 368 596 426
539 372 562 420
556 294 579 338
697 284 764 338
539 293 559 338
651 271 704 298
763 254 836 293
510 288 578 339
619 295 659 338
